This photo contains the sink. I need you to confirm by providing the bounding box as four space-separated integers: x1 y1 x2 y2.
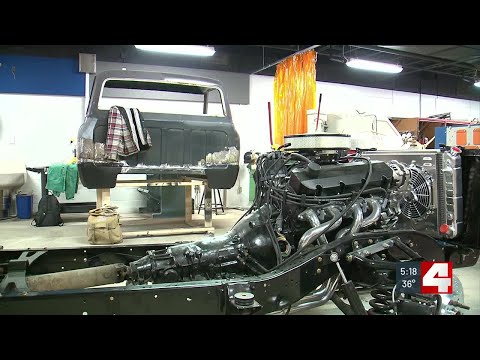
0 160 26 188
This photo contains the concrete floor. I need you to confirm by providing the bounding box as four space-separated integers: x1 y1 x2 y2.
0 211 240 250
0 209 478 315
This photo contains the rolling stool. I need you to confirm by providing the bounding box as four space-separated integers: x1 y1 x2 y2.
198 188 224 215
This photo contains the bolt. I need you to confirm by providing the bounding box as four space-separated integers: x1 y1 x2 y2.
364 251 370 256
409 242 414 248
317 256 322 263
329 252 339 262
368 239 374 244
346 254 353 262
353 241 359 247
109 296 114 301
316 268 322 274
383 242 390 248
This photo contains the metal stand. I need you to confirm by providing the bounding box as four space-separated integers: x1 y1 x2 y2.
26 167 48 198
198 188 224 215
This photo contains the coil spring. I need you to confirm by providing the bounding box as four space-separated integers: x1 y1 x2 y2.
368 288 395 315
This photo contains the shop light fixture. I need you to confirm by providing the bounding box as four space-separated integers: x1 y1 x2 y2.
346 58 403 74
474 80 480 88
135 45 216 57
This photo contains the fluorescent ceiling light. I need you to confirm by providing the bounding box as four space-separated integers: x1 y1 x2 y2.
135 45 215 57
474 80 480 88
346 58 403 74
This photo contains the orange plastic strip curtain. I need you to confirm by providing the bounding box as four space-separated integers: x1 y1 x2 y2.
273 50 317 147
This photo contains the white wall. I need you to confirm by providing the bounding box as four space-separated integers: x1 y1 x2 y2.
0 94 84 212
223 76 276 208
2 72 479 212
309 81 480 120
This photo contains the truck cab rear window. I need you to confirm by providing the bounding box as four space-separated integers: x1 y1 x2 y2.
98 79 226 117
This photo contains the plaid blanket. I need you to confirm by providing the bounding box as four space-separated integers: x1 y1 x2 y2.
105 106 140 161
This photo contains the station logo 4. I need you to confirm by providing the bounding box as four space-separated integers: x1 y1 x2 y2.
420 262 453 294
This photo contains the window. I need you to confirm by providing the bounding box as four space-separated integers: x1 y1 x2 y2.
97 79 226 117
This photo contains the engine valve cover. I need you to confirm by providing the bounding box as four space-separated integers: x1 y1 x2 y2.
289 160 393 196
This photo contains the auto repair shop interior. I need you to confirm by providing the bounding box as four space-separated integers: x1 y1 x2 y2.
0 45 479 315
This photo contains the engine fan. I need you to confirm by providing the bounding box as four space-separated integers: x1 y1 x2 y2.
400 166 432 219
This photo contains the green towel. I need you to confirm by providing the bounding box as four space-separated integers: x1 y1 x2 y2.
46 164 79 200
65 164 79 200
46 164 66 197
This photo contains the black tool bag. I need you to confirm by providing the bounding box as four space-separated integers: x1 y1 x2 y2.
31 194 64 227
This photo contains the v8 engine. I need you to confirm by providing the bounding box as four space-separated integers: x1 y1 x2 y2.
124 134 476 314
0 134 478 315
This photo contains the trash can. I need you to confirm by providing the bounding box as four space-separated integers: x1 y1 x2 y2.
16 193 33 219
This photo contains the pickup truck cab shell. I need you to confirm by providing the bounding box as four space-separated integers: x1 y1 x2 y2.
77 70 240 189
